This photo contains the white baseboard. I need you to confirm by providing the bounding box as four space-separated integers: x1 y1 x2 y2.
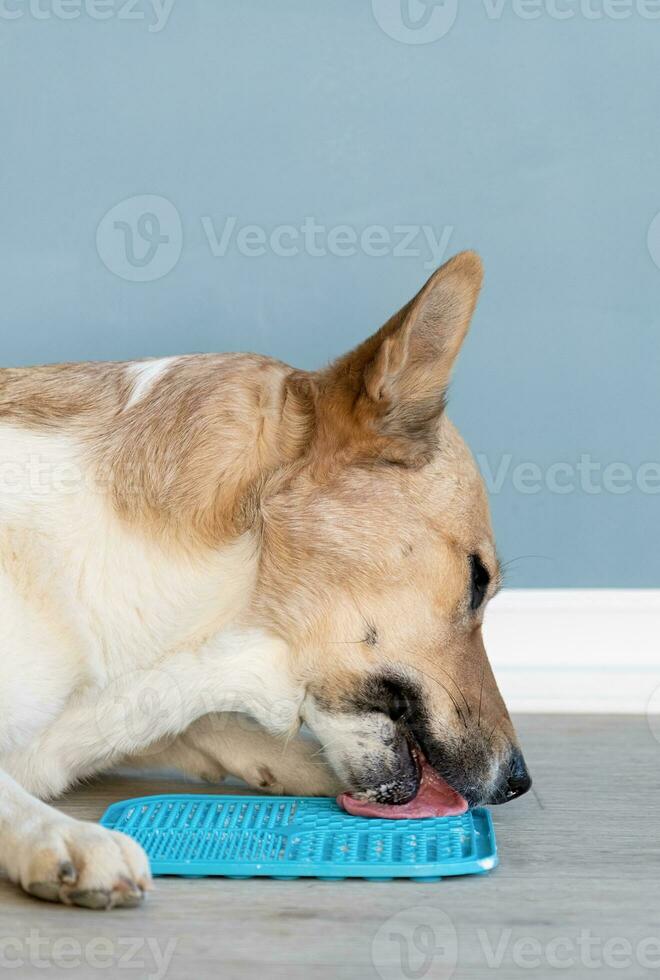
484 590 660 714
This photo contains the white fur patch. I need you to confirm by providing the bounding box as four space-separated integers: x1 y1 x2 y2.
0 422 265 779
124 357 177 409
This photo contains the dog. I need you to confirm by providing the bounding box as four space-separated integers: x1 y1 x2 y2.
0 251 530 909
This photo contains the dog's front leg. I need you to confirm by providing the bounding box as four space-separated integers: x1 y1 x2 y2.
0 631 296 908
184 713 343 796
0 765 151 909
3 629 300 800
128 712 342 797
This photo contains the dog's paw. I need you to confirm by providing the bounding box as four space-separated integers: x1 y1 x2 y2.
15 818 151 910
240 758 343 798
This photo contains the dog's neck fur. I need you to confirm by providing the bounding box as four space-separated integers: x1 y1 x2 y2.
1 353 313 549
0 354 306 711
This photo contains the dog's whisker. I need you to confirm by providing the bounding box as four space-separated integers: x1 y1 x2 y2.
501 553 553 567
500 554 554 585
277 728 297 758
486 717 506 746
416 653 473 720
309 735 345 759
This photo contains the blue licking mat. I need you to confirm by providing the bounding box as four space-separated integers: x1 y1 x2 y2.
100 794 497 880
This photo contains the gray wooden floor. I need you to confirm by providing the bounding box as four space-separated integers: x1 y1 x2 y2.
0 715 658 980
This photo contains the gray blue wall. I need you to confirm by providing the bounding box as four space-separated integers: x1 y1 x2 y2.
1 0 658 587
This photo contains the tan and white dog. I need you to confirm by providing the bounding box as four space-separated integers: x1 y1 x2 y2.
0 251 530 909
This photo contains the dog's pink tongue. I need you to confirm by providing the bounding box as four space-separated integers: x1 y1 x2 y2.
338 756 468 820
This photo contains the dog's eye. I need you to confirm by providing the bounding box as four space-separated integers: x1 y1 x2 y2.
469 554 490 610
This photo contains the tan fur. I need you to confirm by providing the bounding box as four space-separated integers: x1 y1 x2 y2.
0 354 310 544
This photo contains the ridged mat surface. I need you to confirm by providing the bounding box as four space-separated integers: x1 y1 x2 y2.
100 794 498 880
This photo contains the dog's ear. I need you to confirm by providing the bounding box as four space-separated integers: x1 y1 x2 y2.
317 251 483 465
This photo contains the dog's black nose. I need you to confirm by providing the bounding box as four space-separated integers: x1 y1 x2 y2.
505 748 532 800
